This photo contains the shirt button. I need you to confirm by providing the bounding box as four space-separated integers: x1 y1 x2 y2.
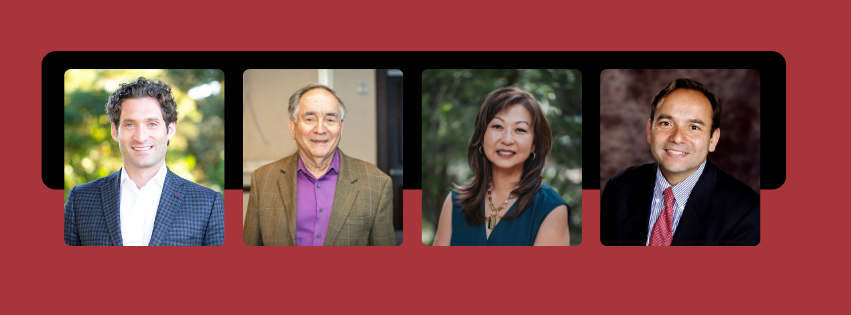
317 234 322 238
319 208 324 212
317 184 321 188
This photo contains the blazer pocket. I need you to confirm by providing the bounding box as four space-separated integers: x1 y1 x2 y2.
163 235 203 246
339 216 371 245
345 216 372 225
163 227 204 246
162 222 206 246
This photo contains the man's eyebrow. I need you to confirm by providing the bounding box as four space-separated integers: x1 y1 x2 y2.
121 117 162 122
689 118 706 125
303 111 339 117
656 114 706 126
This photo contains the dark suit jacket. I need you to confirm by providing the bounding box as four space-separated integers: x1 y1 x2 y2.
64 168 225 246
600 160 759 246
243 150 396 246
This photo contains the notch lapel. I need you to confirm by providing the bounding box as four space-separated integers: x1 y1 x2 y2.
672 160 717 246
276 155 298 245
101 171 123 246
622 164 657 246
148 169 185 246
324 151 360 246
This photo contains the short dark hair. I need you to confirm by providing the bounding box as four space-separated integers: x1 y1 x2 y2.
456 87 553 226
105 77 178 145
650 78 723 134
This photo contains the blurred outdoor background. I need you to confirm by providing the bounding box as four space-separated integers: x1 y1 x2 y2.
600 69 760 193
422 69 583 245
64 69 225 202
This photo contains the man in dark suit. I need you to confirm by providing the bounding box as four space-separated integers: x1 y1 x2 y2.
600 78 759 246
64 77 224 246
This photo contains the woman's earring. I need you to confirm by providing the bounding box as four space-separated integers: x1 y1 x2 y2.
480 146 484 154
530 152 536 160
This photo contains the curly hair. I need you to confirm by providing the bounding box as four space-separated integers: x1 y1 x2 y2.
105 77 178 144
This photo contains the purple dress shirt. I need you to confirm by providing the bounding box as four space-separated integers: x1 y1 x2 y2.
295 150 340 246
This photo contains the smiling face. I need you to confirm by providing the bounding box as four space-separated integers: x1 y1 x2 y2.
111 97 175 174
647 89 720 185
482 104 536 173
289 88 344 161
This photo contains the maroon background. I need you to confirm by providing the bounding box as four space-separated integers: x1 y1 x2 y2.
3 1 844 314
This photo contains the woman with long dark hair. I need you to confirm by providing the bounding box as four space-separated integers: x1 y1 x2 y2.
433 87 570 246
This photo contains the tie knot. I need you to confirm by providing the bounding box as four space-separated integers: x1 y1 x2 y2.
663 187 675 208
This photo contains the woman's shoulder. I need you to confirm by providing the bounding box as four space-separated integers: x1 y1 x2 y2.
535 182 569 209
449 186 461 199
448 185 467 208
449 183 474 198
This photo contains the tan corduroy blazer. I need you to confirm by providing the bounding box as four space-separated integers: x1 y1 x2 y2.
243 150 396 246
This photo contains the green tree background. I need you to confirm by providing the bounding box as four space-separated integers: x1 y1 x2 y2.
421 69 582 245
64 69 225 201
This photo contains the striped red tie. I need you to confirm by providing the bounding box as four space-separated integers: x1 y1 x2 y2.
649 187 675 246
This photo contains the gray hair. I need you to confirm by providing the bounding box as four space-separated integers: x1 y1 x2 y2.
287 83 346 122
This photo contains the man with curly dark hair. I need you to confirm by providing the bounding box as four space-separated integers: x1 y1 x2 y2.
64 77 224 246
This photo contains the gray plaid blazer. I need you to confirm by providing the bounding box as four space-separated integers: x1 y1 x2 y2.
243 150 396 246
64 168 225 246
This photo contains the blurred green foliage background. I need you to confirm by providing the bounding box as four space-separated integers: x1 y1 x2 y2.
64 69 225 201
421 69 583 245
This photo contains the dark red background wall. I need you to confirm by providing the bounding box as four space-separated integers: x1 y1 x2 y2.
1 1 845 314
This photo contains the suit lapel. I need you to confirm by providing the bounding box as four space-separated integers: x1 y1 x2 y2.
672 160 716 246
276 154 298 245
324 150 360 246
148 168 185 246
101 171 123 246
622 164 657 246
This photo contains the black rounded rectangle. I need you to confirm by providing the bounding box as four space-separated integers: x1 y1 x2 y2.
43 51 785 191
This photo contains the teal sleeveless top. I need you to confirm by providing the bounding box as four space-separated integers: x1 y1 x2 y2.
449 182 568 246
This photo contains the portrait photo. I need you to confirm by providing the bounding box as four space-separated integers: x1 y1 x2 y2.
599 69 760 246
422 69 582 246
63 69 225 246
242 69 403 246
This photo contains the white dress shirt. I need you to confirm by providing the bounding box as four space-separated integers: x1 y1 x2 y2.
119 163 168 246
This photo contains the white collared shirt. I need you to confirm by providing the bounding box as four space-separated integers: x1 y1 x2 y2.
119 163 168 246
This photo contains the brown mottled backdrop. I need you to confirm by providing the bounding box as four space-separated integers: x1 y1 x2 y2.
600 69 760 193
